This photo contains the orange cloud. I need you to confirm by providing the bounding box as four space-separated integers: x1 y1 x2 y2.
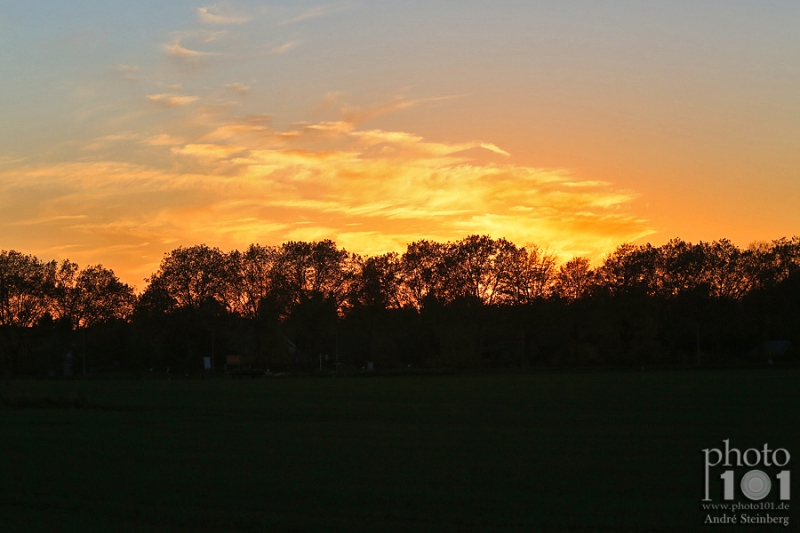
162 37 225 71
0 112 651 286
147 93 200 108
480 143 511 157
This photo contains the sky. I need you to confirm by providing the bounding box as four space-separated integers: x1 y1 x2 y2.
1 1 798 288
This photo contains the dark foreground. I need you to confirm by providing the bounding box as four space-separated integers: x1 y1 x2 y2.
1 369 798 532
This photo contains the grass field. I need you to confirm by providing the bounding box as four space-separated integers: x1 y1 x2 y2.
1 369 798 532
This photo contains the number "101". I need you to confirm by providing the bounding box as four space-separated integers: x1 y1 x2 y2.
719 470 790 501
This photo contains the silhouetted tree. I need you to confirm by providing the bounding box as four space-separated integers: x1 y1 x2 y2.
398 240 449 308
73 266 136 327
505 244 558 303
701 239 751 299
270 240 353 315
594 243 656 295
351 252 402 310
444 235 519 304
651 238 706 297
0 250 56 327
554 257 593 301
146 245 232 312
228 244 281 319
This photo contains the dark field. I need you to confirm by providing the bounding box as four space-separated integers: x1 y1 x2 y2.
1 369 798 532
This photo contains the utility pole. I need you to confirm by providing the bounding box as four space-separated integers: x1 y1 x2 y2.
82 329 87 375
696 323 701 365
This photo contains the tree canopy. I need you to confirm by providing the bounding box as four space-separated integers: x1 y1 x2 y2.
2 235 799 375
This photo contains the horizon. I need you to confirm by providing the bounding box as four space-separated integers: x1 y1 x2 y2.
3 232 798 296
2 1 799 287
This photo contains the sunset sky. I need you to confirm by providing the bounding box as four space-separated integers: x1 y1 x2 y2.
1 1 798 287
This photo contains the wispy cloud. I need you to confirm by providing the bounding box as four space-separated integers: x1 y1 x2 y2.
281 4 352 25
171 143 243 160
197 4 251 25
192 30 228 43
480 143 511 157
226 82 251 95
11 215 89 227
163 39 220 59
267 41 301 55
340 94 465 124
147 93 200 108
82 132 142 151
161 32 229 71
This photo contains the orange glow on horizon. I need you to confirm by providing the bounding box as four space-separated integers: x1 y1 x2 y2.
0 113 652 288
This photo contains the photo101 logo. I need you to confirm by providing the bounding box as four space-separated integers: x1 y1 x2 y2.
702 439 791 527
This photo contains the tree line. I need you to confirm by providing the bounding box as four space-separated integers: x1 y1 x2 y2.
2 235 799 375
